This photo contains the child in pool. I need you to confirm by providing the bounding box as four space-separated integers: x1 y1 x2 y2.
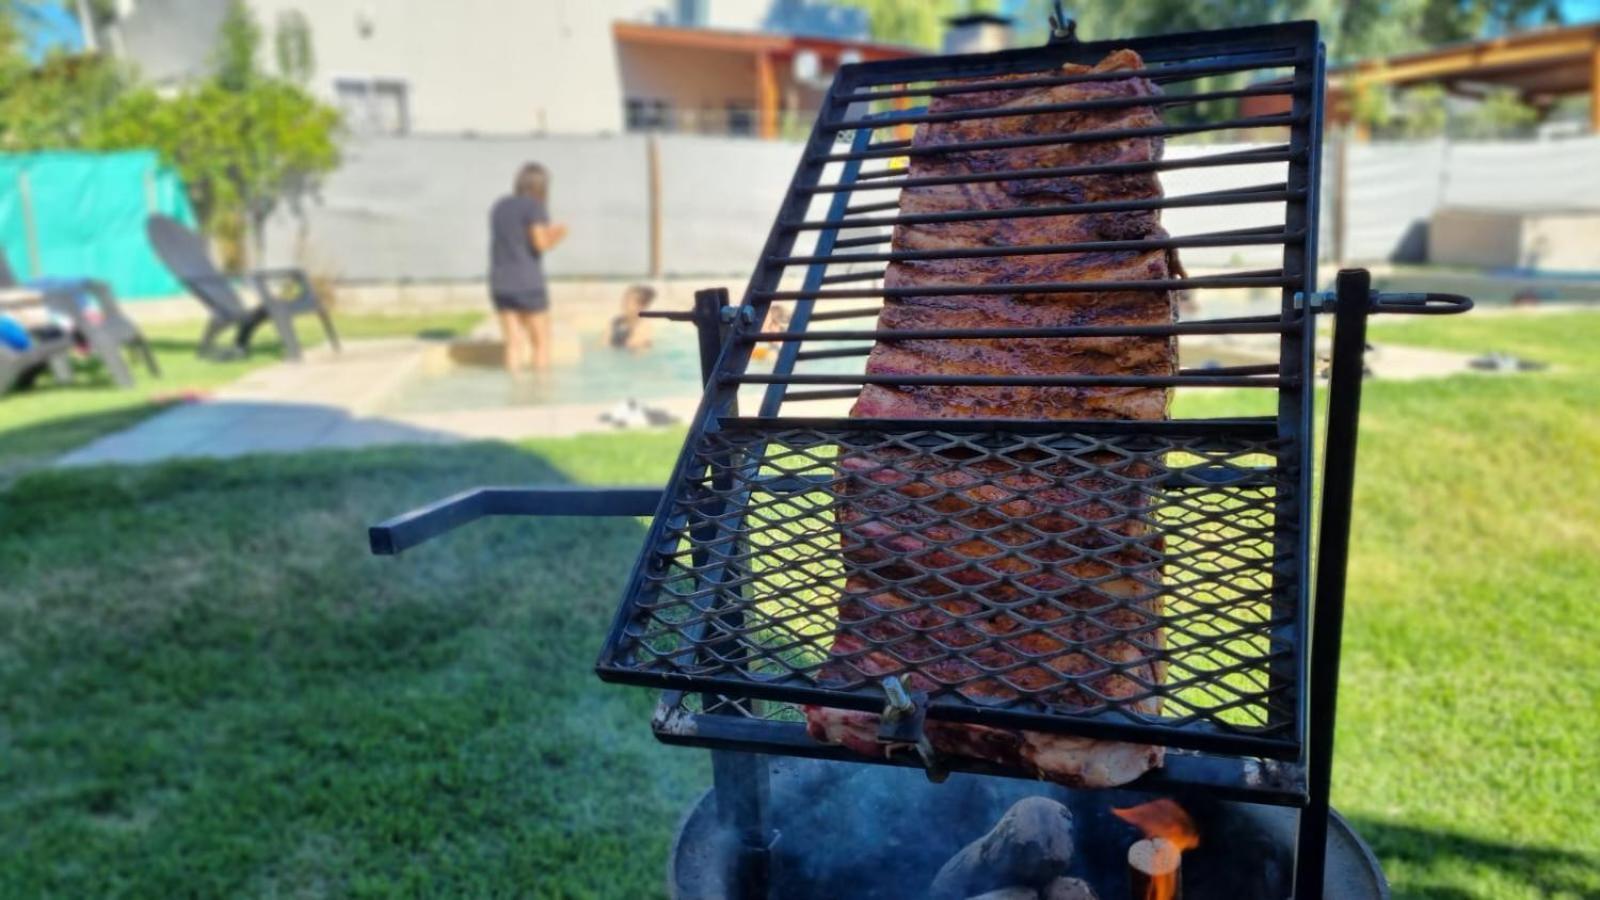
608 284 656 352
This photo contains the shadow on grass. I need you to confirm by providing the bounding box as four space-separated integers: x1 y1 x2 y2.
0 440 705 897
1348 816 1600 899
0 402 180 479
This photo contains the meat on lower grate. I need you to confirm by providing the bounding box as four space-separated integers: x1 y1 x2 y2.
803 49 1179 788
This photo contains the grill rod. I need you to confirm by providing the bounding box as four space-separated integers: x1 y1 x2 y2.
828 80 1306 131
819 113 1301 162
760 275 1294 300
811 144 1297 192
773 230 1304 266
802 223 1291 251
730 373 1286 389
839 52 1306 103
788 188 1301 230
743 316 1289 342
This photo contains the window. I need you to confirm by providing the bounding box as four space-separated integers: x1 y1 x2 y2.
625 98 672 132
726 102 756 137
334 77 411 135
675 0 706 26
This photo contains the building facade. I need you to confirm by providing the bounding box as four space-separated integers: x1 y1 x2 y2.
108 0 913 138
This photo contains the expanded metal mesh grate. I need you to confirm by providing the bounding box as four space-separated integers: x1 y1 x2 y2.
597 21 1330 781
610 420 1299 756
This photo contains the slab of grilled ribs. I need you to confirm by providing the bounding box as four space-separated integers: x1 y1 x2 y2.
802 49 1179 788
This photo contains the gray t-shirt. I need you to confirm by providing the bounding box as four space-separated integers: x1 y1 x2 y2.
488 194 549 297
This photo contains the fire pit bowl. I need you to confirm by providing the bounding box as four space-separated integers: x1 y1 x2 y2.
669 757 1386 900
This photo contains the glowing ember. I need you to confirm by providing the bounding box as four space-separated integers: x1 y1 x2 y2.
1113 799 1199 900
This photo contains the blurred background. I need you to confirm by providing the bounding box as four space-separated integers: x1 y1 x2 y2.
1 2 1596 898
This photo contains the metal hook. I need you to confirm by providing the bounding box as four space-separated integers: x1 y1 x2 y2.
1049 1 1078 44
876 676 947 783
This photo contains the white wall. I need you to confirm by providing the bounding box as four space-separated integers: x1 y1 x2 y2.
701 0 773 31
1335 135 1600 262
248 0 678 135
264 134 655 279
118 0 838 135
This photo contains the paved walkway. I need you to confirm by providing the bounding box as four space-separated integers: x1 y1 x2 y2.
55 339 705 467
54 332 1491 468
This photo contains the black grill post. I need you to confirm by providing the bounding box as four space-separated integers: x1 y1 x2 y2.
1294 269 1374 898
693 287 732 383
692 286 777 900
712 750 777 900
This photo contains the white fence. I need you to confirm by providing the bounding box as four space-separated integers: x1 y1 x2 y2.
1332 135 1600 263
263 133 1600 282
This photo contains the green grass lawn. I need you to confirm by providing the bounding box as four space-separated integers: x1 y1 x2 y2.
0 311 1596 897
0 310 486 479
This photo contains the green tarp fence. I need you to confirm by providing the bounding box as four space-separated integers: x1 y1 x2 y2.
0 150 197 299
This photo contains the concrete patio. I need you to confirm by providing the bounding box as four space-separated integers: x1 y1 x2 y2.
54 337 704 466
50 307 1497 464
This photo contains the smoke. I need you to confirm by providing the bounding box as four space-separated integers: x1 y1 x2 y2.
675 755 1304 899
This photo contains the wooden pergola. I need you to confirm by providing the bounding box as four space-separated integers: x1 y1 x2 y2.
1332 22 1600 133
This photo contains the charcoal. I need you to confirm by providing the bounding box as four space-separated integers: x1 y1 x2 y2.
930 797 1075 899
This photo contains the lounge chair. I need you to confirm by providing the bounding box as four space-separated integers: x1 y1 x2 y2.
145 215 340 361
37 279 161 387
0 321 73 395
0 249 160 388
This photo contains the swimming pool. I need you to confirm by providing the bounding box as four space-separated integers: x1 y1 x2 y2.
376 292 1290 417
377 325 722 414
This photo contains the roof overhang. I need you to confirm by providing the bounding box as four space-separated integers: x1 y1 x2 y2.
612 21 921 62
1332 22 1600 97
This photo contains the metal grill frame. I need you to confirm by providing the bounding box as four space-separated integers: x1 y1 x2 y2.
594 20 1327 776
366 17 1473 899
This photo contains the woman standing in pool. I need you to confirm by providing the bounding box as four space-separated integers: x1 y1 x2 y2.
489 163 568 372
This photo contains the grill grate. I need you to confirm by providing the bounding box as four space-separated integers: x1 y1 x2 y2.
616 419 1298 758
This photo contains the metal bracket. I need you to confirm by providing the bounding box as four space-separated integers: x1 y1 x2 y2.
1294 288 1474 316
720 305 757 327
1048 1 1078 44
876 677 947 783
1293 290 1336 312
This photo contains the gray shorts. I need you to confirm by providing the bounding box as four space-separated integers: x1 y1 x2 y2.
492 291 549 313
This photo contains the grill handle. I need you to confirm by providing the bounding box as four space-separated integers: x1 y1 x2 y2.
368 486 663 556
1370 291 1474 315
1298 289 1474 315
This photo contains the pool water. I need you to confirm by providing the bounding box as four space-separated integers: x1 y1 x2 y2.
379 326 724 414
378 296 1285 416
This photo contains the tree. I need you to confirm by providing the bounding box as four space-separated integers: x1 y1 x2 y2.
212 0 259 91
88 80 339 270
0 50 129 150
833 0 1003 49
274 9 314 83
1458 86 1540 137
1010 0 1563 63
1398 83 1449 137
0 1 339 270
1003 0 1561 136
0 2 133 150
1418 0 1561 44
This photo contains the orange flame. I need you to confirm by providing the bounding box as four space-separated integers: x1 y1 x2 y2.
1112 799 1199 900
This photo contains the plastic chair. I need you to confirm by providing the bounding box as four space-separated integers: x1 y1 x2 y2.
145 215 339 361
